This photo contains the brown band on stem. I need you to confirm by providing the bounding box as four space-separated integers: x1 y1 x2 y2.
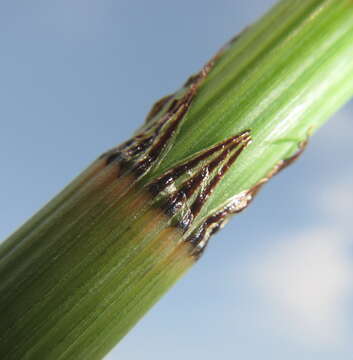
96 29 310 260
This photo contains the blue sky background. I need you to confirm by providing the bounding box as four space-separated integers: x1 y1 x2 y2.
1 1 353 359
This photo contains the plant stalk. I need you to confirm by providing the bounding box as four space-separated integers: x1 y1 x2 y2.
1 0 353 359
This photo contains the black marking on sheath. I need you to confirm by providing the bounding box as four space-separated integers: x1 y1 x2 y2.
148 130 250 196
146 130 251 237
132 99 191 177
190 143 248 219
99 50 221 180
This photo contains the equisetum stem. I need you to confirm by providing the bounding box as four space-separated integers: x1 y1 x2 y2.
1 0 353 359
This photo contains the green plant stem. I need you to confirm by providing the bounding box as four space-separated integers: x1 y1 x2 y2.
1 0 353 359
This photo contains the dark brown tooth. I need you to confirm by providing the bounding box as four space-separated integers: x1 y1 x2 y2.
133 102 190 177
145 131 251 238
148 130 250 195
190 138 251 220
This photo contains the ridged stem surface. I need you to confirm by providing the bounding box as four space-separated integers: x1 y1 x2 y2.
1 0 353 359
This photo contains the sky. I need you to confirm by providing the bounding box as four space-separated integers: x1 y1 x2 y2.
1 1 353 359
